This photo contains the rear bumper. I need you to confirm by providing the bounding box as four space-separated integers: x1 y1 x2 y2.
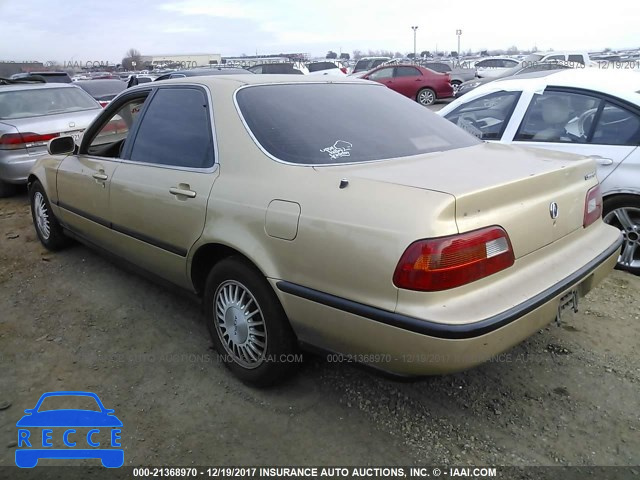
0 150 43 184
275 228 622 375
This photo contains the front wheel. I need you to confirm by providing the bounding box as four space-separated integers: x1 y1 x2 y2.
603 195 640 274
417 88 436 106
204 257 298 386
29 180 71 251
451 81 462 95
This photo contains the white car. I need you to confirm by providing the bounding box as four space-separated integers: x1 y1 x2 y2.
474 57 521 79
439 69 640 273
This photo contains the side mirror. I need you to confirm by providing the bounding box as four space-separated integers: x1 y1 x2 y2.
48 136 75 156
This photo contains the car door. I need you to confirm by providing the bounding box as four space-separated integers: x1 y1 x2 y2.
56 92 150 245
392 66 423 98
508 88 639 184
107 85 218 289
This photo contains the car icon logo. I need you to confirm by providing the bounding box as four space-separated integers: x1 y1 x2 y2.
15 391 123 468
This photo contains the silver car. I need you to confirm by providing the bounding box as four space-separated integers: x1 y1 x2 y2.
0 82 101 196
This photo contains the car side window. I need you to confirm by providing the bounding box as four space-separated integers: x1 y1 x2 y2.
591 103 640 146
425 63 448 73
128 87 214 169
568 55 585 65
444 91 521 140
395 67 421 77
514 90 601 143
87 97 148 158
514 90 600 143
546 55 564 62
368 67 394 80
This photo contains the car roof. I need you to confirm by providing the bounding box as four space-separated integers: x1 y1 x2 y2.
172 67 251 76
474 69 640 104
0 82 80 92
141 75 368 87
74 79 126 86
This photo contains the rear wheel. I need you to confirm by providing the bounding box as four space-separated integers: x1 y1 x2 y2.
204 257 298 386
451 80 462 95
417 88 436 106
0 179 18 198
603 195 640 274
29 180 71 251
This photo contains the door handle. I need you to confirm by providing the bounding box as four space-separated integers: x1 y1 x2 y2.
588 155 614 166
170 187 196 198
92 173 108 181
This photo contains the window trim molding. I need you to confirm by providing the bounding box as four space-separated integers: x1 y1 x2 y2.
121 84 219 173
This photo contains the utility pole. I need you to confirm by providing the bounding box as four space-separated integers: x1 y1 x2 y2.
411 26 418 61
456 29 462 57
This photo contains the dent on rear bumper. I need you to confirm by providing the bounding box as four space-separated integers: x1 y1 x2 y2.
274 230 622 375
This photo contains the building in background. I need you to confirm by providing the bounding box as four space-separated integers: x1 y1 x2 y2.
141 53 222 69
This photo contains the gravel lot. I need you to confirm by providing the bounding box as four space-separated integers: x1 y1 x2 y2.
1 152 639 469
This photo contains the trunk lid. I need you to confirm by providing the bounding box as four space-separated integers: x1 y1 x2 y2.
1 108 100 155
314 142 597 259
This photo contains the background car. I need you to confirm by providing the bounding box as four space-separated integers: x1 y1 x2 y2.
10 71 72 83
348 56 391 75
455 62 570 97
246 63 303 74
29 75 619 387
154 66 253 80
474 57 521 79
305 61 346 76
0 82 101 196
439 69 640 273
421 61 477 94
74 79 127 107
358 64 453 105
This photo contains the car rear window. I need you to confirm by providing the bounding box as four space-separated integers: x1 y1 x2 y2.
0 87 99 119
308 62 338 72
236 83 479 165
76 81 126 99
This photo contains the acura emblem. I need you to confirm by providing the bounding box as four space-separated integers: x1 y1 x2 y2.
549 202 559 219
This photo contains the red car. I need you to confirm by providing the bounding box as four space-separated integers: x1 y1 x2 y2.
359 64 453 106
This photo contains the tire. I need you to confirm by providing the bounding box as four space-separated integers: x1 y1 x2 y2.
417 88 436 106
204 257 298 386
29 180 71 251
0 179 18 198
603 195 640 274
451 80 462 95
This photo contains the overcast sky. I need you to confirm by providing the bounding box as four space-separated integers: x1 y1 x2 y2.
0 0 638 63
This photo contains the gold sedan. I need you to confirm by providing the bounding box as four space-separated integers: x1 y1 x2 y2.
28 75 622 386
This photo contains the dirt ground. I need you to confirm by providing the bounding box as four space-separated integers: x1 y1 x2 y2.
0 188 639 469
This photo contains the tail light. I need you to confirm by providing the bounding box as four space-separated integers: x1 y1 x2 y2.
583 185 602 228
0 132 60 150
340 67 347 74
393 226 515 291
99 101 109 108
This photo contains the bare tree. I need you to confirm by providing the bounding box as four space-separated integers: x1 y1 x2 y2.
352 50 363 60
122 48 143 71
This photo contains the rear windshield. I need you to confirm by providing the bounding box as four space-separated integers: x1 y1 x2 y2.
308 62 338 72
0 87 99 119
236 83 479 165
76 81 126 99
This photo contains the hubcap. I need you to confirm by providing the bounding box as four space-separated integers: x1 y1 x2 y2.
34 192 50 240
452 83 460 94
604 206 640 269
214 280 267 369
419 90 434 105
